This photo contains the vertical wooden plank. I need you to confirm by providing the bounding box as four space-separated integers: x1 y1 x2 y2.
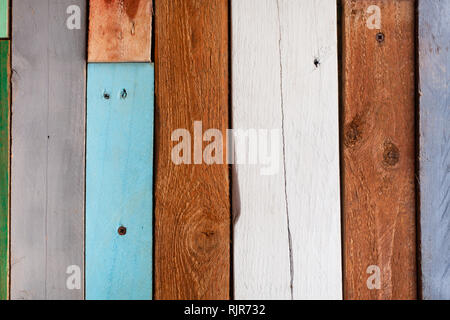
11 0 86 299
232 0 342 300
88 0 152 62
154 0 230 299
86 63 153 300
342 0 416 300
0 0 7 38
419 0 450 300
0 40 9 300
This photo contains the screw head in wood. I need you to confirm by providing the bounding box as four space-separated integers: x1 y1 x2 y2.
103 91 111 100
376 32 385 43
118 226 127 236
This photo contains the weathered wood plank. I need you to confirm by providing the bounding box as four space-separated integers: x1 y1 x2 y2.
11 0 86 300
86 63 154 300
342 0 416 299
154 0 230 300
0 40 9 300
232 0 342 300
88 0 152 62
0 0 8 38
419 0 450 300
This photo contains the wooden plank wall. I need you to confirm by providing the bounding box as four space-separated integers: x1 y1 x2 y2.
86 0 154 300
419 0 450 300
11 0 86 300
86 63 154 300
342 0 417 299
0 39 9 300
232 0 342 300
0 0 7 38
154 0 230 300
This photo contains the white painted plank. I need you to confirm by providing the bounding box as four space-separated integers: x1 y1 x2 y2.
232 0 342 300
11 0 85 299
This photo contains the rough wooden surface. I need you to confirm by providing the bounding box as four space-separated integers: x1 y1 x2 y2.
11 0 86 300
418 0 450 300
154 0 230 300
232 0 342 300
86 63 154 300
0 40 9 300
0 0 8 38
88 0 152 62
342 0 417 300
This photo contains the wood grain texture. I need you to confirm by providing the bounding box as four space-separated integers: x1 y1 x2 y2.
86 63 153 300
154 0 230 300
0 0 7 38
232 0 342 300
11 0 86 300
88 0 152 62
0 40 9 300
342 0 416 300
418 0 450 300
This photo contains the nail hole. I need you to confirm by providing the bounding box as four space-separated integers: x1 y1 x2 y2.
118 226 127 236
376 32 385 43
103 91 110 100
121 89 128 99
314 58 320 68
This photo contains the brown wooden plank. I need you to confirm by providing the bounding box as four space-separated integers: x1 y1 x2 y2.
154 0 230 300
88 0 152 62
342 0 417 300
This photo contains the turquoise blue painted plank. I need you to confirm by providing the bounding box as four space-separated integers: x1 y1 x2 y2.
419 0 450 300
86 63 154 300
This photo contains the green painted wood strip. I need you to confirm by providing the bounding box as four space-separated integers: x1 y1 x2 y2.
0 40 9 300
0 0 7 38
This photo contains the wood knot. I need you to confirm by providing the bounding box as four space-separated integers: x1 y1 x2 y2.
383 141 400 167
344 115 364 147
202 231 215 237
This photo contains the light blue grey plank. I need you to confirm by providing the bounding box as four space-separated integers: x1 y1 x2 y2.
419 0 450 300
11 0 86 299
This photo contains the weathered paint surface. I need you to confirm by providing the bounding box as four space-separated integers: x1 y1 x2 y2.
88 0 152 62
0 0 7 38
11 0 86 300
0 40 9 300
232 0 342 300
86 63 154 300
419 0 450 300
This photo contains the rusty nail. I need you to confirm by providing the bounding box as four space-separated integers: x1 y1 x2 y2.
118 226 127 236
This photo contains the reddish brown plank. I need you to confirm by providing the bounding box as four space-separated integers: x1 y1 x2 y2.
154 0 230 300
342 0 417 300
88 0 152 62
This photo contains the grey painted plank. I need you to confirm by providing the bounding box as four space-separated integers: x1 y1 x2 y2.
11 0 86 300
419 0 450 300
